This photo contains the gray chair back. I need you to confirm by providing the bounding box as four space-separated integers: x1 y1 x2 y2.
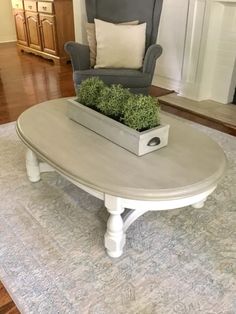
85 0 163 49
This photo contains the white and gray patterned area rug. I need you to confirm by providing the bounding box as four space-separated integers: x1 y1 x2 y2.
0 119 236 314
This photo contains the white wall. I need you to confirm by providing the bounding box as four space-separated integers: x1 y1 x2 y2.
208 3 236 103
154 0 190 91
154 0 236 104
153 0 208 95
0 0 16 43
72 0 87 43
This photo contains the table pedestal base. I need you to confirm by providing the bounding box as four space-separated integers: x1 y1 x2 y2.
25 148 217 258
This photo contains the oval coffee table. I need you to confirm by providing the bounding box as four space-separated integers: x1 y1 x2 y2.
16 98 227 258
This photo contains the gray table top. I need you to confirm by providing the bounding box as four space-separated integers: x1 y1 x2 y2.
16 98 227 200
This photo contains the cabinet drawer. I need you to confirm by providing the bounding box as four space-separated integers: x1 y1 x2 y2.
11 0 23 10
38 2 53 14
24 0 37 12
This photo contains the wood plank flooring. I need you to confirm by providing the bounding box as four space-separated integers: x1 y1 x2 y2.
0 42 75 124
158 93 236 136
0 282 20 314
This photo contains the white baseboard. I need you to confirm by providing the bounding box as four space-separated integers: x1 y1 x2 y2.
0 40 17 44
152 74 181 93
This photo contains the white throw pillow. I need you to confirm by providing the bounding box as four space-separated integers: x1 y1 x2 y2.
86 20 139 67
94 19 146 69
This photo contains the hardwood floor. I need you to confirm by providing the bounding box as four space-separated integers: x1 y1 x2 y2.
0 42 75 124
0 282 20 314
158 93 236 136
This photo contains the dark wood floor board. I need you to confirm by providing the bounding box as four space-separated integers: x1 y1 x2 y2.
159 99 236 136
149 85 174 98
0 282 20 314
0 42 75 124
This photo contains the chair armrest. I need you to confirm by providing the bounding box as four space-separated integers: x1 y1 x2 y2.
64 41 90 71
142 44 163 75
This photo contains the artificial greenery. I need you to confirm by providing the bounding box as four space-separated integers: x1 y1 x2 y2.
76 77 160 131
76 77 106 108
97 84 131 118
123 95 160 131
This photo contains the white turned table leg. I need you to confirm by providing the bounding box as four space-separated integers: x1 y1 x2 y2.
26 149 40 182
104 195 126 258
192 197 207 209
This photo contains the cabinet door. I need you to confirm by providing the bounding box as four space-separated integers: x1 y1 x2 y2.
13 10 28 46
25 12 42 51
39 14 57 55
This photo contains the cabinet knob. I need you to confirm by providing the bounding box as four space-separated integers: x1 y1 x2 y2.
16 3 19 7
28 5 32 9
43 6 47 10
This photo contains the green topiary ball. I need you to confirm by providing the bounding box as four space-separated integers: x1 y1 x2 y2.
76 77 106 108
97 84 131 118
123 95 160 131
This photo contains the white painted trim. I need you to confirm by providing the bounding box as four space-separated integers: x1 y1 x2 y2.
152 74 181 93
154 0 236 103
0 40 17 44
214 0 236 2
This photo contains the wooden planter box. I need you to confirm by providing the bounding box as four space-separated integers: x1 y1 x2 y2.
67 99 169 156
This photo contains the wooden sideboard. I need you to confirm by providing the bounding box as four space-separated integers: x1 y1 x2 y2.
11 0 75 64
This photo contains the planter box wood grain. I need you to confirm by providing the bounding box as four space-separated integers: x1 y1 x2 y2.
67 99 169 156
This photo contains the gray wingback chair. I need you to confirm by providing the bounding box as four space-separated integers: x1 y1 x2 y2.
65 0 163 94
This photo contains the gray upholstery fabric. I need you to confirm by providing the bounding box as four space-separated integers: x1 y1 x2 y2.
85 0 163 49
73 68 151 88
65 42 90 72
143 44 163 74
64 0 163 93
